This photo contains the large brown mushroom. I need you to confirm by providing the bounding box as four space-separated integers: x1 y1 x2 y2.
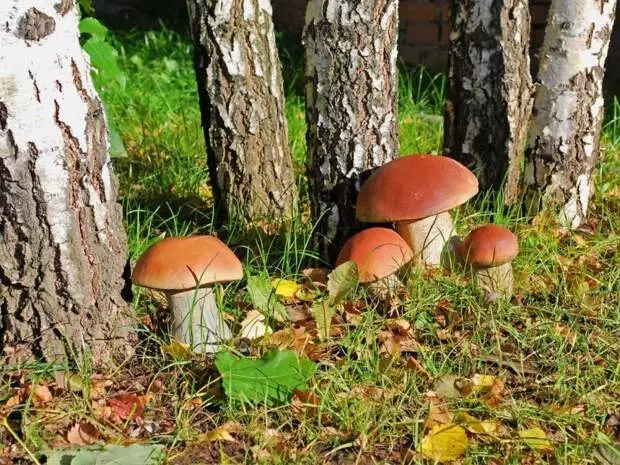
132 235 243 353
456 225 519 298
356 155 478 267
336 227 414 295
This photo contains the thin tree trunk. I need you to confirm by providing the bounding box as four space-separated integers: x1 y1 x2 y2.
0 0 132 363
444 0 534 203
524 0 617 229
304 0 399 262
187 0 296 224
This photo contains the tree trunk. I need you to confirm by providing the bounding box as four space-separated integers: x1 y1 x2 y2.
187 0 296 224
524 0 617 229
444 0 534 203
304 0 399 262
0 0 132 364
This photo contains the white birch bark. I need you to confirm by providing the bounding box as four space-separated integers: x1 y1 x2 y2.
524 0 617 229
0 0 132 363
444 0 534 202
186 0 296 223
304 0 399 261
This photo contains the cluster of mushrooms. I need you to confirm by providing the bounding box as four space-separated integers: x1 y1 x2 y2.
131 155 519 353
338 155 519 298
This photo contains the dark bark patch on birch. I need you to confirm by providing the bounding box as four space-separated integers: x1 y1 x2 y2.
54 0 73 16
17 8 55 41
0 101 7 130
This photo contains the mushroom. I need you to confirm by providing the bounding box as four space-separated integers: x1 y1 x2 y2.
132 235 243 353
456 225 519 298
356 155 478 267
336 227 414 296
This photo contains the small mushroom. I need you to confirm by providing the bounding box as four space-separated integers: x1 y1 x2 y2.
335 227 414 296
356 155 478 267
132 235 243 353
456 225 519 299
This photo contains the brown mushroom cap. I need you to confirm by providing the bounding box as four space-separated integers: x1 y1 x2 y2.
336 228 414 283
457 225 518 268
132 235 243 291
356 155 479 223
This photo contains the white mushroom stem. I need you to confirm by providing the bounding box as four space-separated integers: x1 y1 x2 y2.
395 212 456 267
166 287 232 353
366 273 402 297
474 262 514 298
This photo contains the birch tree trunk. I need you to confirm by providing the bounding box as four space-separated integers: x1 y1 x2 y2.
187 0 296 224
304 0 399 262
444 0 534 203
0 0 133 363
524 0 617 229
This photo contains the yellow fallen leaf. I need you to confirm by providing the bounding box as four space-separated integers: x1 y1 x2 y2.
519 427 553 452
420 423 468 462
161 340 192 360
471 374 497 389
454 412 498 436
196 421 243 443
272 279 301 298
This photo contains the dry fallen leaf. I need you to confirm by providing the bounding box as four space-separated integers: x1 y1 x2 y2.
240 310 272 339
66 422 99 445
55 371 86 393
378 319 420 358
424 394 453 431
405 356 432 379
420 423 468 462
519 427 553 452
302 268 329 285
106 393 151 423
195 421 243 443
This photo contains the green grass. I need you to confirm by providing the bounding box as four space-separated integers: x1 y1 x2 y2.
1 27 618 465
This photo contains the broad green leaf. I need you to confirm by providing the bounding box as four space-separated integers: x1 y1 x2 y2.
247 274 289 321
78 17 108 39
82 37 125 87
78 0 96 16
271 278 301 298
44 443 164 465
311 300 335 340
327 260 358 306
108 124 128 158
519 427 553 451
420 423 468 462
215 349 315 404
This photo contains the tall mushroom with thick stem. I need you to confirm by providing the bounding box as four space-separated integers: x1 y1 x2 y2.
356 155 479 267
456 225 519 299
132 235 243 353
336 227 414 296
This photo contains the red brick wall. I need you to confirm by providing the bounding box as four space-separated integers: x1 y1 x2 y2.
272 0 619 82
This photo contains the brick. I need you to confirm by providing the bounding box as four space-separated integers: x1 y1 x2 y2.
406 22 440 45
419 45 449 72
399 43 423 66
400 3 441 22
